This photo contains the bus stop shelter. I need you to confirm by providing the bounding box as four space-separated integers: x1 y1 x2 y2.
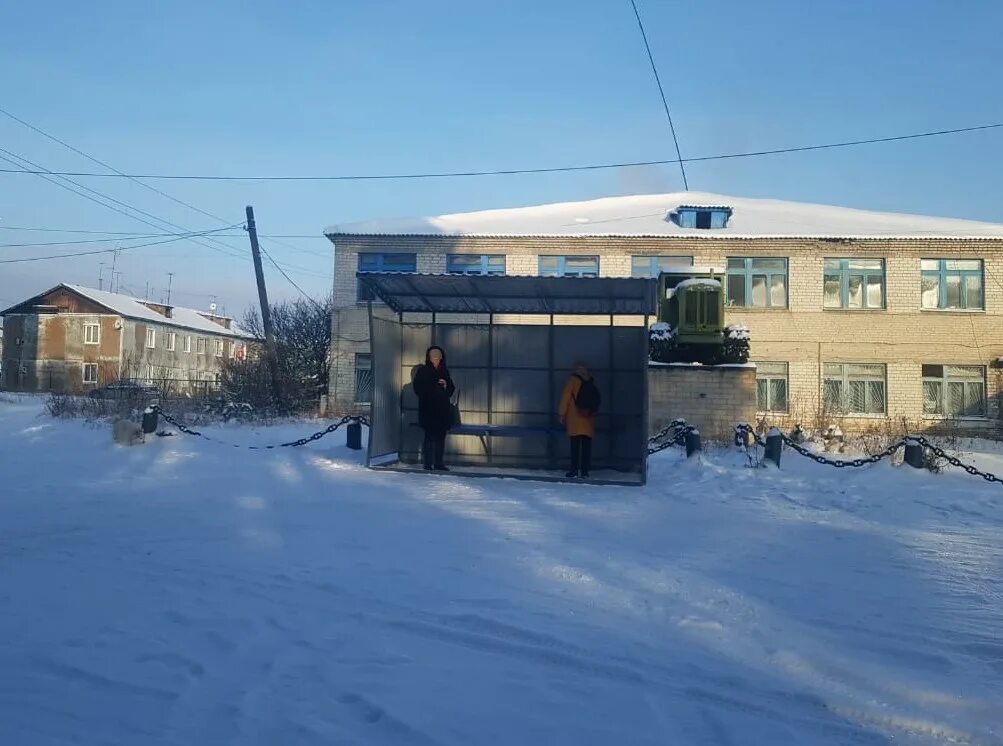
358 272 657 485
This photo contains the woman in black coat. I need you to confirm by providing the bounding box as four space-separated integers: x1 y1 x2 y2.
413 345 455 471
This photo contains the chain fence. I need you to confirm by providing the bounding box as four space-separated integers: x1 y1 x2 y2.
152 405 369 450
905 435 1003 484
647 418 695 455
731 422 1003 484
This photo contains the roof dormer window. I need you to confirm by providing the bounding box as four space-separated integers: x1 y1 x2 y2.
674 206 732 229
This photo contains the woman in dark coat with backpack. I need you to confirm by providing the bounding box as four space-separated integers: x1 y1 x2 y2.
413 345 455 471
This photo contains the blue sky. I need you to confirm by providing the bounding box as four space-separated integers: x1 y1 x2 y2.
2 0 1002 313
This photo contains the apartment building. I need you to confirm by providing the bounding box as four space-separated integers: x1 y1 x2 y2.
1 284 254 394
325 192 1003 431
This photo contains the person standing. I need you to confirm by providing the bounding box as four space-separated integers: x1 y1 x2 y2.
413 345 455 471
558 361 599 479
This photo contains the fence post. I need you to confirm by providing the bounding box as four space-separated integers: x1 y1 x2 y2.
142 406 159 435
903 440 924 469
346 421 363 450
685 428 701 458
764 427 782 467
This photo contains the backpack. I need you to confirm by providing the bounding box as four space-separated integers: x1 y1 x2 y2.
573 375 601 416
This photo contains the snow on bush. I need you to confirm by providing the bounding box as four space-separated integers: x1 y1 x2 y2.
726 324 750 340
650 322 677 342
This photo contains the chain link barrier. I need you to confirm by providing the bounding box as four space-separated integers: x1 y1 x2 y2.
780 433 904 468
647 418 694 455
152 405 369 450
904 435 1003 484
732 421 1003 485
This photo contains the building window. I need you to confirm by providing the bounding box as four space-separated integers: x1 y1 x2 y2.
196 338 207 355
922 365 986 418
84 323 100 345
166 332 176 351
355 353 373 403
823 363 887 415
755 362 789 413
676 206 731 229
921 259 984 310
215 340 224 357
630 255 694 278
184 336 192 354
82 363 98 385
823 258 885 309
538 255 599 278
228 341 236 358
145 328 156 349
726 257 788 308
357 253 417 301
446 254 506 275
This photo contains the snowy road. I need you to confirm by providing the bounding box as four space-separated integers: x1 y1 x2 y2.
1 396 1001 745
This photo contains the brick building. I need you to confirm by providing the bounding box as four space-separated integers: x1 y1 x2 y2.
1 284 254 394
325 192 1003 432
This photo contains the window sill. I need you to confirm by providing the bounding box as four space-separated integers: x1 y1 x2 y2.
922 415 989 422
827 413 889 419
822 307 886 312
756 410 790 416
725 306 790 312
920 308 986 314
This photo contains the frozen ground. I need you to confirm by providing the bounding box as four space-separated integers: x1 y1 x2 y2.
1 395 1001 745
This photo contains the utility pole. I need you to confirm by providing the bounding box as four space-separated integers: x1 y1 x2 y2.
245 205 283 407
166 272 174 305
98 261 106 291
145 281 150 299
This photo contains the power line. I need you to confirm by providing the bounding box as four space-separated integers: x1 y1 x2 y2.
0 147 248 262
0 226 240 264
0 231 211 249
628 0 687 190
260 243 328 312
0 109 328 273
1 123 999 182
0 225 328 239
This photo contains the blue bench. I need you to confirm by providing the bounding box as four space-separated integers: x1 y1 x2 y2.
450 424 564 437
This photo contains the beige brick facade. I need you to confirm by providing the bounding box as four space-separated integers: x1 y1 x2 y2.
649 365 757 441
328 234 1003 433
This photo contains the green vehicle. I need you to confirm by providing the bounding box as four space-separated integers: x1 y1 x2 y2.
653 267 749 365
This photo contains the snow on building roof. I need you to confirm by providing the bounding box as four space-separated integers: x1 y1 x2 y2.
325 192 1003 240
60 284 256 339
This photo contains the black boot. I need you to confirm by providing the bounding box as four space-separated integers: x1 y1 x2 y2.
433 434 448 471
422 432 434 471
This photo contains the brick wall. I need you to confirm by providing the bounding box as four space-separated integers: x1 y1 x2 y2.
327 234 1003 431
648 364 757 441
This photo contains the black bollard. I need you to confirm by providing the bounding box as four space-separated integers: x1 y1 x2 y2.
764 428 783 467
142 406 159 435
685 429 701 458
904 441 924 469
346 421 362 450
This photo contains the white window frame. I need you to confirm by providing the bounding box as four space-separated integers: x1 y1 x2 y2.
84 322 101 345
922 365 987 419
184 336 192 354
166 332 176 352
755 362 789 414
823 363 887 416
146 328 156 349
228 341 236 359
196 338 207 355
214 339 224 358
82 363 98 385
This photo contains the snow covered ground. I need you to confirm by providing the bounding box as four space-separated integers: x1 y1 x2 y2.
1 395 1001 745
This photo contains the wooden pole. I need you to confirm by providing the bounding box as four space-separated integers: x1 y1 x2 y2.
245 205 283 408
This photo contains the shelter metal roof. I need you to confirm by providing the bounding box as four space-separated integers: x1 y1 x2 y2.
356 273 658 315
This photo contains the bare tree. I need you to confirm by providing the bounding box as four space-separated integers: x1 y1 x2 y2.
221 295 333 413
